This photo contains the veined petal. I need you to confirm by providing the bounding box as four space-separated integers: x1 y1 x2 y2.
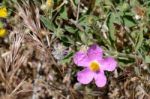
87 44 103 61
77 68 94 84
73 51 90 67
94 71 107 87
101 57 117 71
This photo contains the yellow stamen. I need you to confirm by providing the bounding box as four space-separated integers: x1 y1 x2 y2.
0 7 8 18
0 28 7 37
90 61 100 72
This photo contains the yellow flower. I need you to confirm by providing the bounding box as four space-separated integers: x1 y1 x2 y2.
0 7 8 18
0 28 7 37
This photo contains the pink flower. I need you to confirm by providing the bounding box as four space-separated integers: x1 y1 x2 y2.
73 44 117 87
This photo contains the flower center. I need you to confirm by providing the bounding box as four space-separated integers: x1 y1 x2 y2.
89 61 100 72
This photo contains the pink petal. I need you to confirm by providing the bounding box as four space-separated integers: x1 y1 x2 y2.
94 71 107 87
73 51 90 67
87 44 103 61
77 68 94 84
101 57 117 71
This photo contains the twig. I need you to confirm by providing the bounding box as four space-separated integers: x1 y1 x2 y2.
69 19 84 31
69 0 76 10
46 34 50 47
10 78 26 97
32 63 41 99
76 0 80 22
53 0 67 12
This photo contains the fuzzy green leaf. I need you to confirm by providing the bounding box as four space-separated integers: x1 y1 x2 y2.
145 56 150 63
40 16 55 31
107 13 116 41
135 32 143 51
123 16 136 27
65 26 77 33
60 6 68 20
0 21 4 28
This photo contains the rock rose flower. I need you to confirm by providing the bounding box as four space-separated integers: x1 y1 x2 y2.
73 44 117 87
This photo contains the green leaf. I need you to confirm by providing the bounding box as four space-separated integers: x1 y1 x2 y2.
123 16 136 27
78 31 88 44
135 32 143 51
60 52 74 64
95 0 101 5
40 16 55 31
145 56 150 63
79 15 98 27
63 51 74 60
65 26 77 33
107 13 116 41
60 36 73 46
117 2 130 12
0 21 4 28
54 27 64 38
60 6 68 20
130 0 140 6
104 0 113 6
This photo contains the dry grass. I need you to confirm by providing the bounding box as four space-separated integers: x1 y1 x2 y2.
0 0 149 99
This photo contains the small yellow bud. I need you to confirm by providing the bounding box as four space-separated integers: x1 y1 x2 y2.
46 0 53 8
0 7 8 18
0 28 7 37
